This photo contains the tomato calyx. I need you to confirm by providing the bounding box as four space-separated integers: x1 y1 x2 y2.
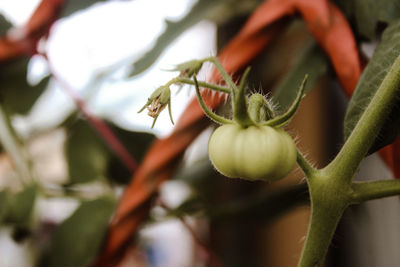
192 61 308 129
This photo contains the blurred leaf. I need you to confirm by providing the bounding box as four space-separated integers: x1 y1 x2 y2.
335 0 400 39
11 227 32 243
210 183 309 222
106 125 155 184
166 196 206 218
174 157 215 184
65 119 109 184
39 197 115 267
0 190 8 222
61 0 107 18
166 183 309 222
65 117 155 184
344 20 400 153
0 14 12 36
3 184 37 226
129 0 226 77
272 42 328 111
0 58 49 115
173 157 223 196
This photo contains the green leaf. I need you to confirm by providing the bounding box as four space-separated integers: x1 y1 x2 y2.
0 190 8 222
65 117 155 184
61 0 107 18
0 58 49 115
335 0 400 39
173 157 222 196
0 13 12 36
166 196 206 218
166 183 309 222
210 183 309 222
39 197 115 267
3 184 37 226
106 124 155 184
65 119 110 184
272 42 328 111
128 0 225 77
344 20 400 153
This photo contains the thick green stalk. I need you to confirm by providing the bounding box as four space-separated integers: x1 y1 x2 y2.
299 171 351 267
299 199 346 267
300 178 400 266
299 55 400 266
325 55 400 183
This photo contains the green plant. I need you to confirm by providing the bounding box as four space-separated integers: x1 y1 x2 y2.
3 1 400 266
140 55 400 266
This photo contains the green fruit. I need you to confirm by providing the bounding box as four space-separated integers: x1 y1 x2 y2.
208 124 297 181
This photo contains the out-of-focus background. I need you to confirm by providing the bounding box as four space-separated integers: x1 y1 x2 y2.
0 1 400 267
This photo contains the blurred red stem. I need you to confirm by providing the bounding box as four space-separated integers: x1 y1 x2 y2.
42 54 137 173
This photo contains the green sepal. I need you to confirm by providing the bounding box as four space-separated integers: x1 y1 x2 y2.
232 67 254 127
264 74 308 128
170 59 204 78
193 75 233 125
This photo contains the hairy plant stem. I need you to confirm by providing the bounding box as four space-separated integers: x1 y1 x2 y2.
299 170 351 267
351 179 400 203
204 57 238 95
174 78 231 93
296 149 316 177
325 56 400 184
298 54 400 267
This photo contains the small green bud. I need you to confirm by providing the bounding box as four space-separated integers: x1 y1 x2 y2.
138 86 174 128
172 59 204 78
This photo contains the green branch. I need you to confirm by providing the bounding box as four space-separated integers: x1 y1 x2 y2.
351 179 400 203
175 78 231 94
204 57 238 95
298 197 347 267
299 54 400 266
296 149 316 177
325 55 400 184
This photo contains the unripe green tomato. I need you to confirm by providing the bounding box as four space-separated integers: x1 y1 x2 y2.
208 124 297 181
